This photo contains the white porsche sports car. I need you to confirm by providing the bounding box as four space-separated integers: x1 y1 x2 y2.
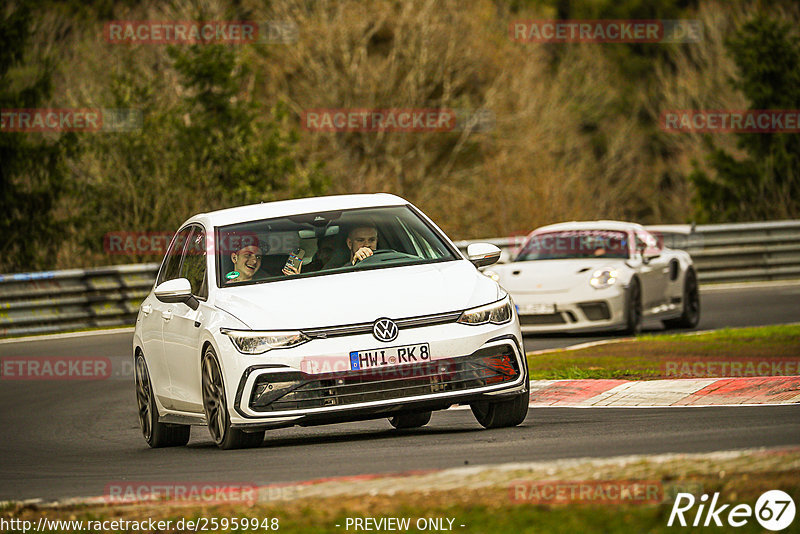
484 221 700 334
133 194 528 449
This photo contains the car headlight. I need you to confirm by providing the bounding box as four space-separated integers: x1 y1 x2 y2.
458 296 513 325
220 328 310 354
483 270 500 282
590 268 618 289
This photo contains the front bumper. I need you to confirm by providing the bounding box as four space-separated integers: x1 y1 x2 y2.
220 321 526 427
514 289 627 333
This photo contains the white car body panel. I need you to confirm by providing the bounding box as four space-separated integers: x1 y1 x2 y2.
214 261 498 330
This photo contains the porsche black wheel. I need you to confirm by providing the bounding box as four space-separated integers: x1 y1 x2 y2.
623 277 642 335
664 269 700 329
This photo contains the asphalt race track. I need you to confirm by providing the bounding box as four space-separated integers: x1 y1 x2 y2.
523 282 800 351
1 282 799 502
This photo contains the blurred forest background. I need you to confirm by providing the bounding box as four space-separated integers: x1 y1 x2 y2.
1 0 799 272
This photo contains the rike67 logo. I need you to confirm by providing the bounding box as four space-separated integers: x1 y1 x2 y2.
668 490 796 531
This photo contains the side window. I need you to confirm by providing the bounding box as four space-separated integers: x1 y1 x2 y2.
635 230 660 257
181 226 208 298
644 230 662 252
634 231 645 254
157 227 192 285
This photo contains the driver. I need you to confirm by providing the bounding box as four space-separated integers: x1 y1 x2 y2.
322 224 380 269
347 224 378 265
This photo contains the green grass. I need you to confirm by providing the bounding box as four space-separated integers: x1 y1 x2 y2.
6 470 798 534
527 324 800 380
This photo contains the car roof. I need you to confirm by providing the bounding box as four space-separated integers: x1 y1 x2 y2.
530 220 644 234
183 193 408 228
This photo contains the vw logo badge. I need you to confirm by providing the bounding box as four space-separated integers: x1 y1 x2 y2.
372 318 398 342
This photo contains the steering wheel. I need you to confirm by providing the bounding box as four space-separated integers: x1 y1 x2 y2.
353 249 399 267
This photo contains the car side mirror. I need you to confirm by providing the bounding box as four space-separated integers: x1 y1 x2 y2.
154 278 199 310
467 243 502 268
636 243 648 263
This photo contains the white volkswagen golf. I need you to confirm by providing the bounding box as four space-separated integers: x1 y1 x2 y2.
133 194 528 449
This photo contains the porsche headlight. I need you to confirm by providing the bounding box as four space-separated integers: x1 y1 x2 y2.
221 328 310 354
590 268 618 289
458 295 513 325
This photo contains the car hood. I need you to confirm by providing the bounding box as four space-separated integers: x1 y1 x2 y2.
214 260 500 329
491 258 627 293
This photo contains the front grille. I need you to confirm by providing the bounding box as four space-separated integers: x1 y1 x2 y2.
248 345 520 412
300 311 462 339
519 313 566 325
578 301 611 321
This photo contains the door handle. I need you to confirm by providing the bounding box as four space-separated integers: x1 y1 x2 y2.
141 304 152 316
161 309 173 321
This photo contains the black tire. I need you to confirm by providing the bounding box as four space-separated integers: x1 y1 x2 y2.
664 269 700 329
135 353 190 448
389 411 432 429
202 348 264 450
470 391 529 429
623 277 642 335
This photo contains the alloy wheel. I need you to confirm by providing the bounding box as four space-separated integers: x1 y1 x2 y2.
202 353 227 444
135 356 152 441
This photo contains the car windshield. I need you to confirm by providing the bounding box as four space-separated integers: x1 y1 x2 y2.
216 205 458 286
515 230 629 261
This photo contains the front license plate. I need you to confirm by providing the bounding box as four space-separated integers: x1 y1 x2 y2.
350 343 431 370
519 303 556 315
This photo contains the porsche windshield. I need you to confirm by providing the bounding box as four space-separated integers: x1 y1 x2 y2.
216 205 458 286
515 230 629 261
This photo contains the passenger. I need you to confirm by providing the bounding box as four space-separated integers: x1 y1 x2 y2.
226 243 263 283
302 235 338 273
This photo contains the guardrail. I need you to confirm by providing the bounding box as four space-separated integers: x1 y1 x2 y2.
684 221 800 283
1 221 798 337
0 264 159 337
